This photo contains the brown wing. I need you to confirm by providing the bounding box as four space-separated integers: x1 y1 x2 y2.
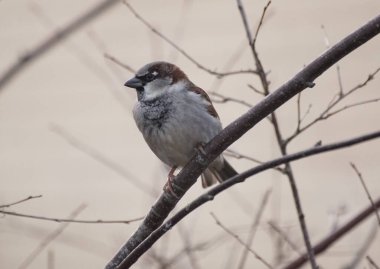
188 86 219 119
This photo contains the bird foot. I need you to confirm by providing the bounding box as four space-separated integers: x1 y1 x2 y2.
163 166 179 198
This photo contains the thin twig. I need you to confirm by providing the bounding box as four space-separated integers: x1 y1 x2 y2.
225 149 264 165
237 0 254 45
162 231 232 268
0 0 121 91
209 91 254 108
296 93 302 132
282 198 380 269
294 92 313 133
350 162 380 226
286 67 380 145
168 0 195 62
248 84 265 95
18 204 87 269
321 24 344 96
47 250 54 269
367 256 380 269
237 190 272 269
0 209 143 224
210 212 273 269
176 224 201 269
341 221 377 269
252 0 272 46
0 195 42 209
324 98 380 119
267 221 302 256
122 1 257 78
104 53 136 73
210 40 249 92
336 65 344 96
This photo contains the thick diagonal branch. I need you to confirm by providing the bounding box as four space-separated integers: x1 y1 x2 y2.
119 131 380 268
105 14 380 269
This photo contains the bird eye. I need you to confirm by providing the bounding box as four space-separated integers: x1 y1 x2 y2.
144 73 155 82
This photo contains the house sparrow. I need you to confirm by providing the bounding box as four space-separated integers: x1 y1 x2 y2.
124 61 237 189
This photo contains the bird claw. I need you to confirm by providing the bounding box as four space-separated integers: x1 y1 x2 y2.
196 143 207 156
163 166 180 198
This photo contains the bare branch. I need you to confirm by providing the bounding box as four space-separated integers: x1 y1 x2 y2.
321 24 344 96
286 67 380 145
210 212 273 269
252 0 272 46
47 250 54 269
113 130 380 269
237 190 272 269
0 195 42 209
341 221 377 269
225 149 285 174
106 14 380 268
267 221 302 256
0 0 121 91
0 209 143 224
104 53 136 73
238 0 317 266
210 40 249 92
248 84 265 95
296 93 302 132
176 224 201 269
168 0 195 62
123 1 257 78
367 256 380 269
237 0 254 45
209 91 254 108
282 197 380 269
324 97 380 118
350 162 380 226
18 204 87 269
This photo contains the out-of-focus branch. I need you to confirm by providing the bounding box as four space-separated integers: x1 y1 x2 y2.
0 209 143 224
267 221 302 256
0 0 121 91
106 14 380 269
18 204 87 269
341 221 377 269
367 256 380 269
122 1 257 78
237 190 272 269
282 197 380 269
210 212 273 269
49 123 155 196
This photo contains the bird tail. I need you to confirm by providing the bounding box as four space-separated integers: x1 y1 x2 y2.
201 159 238 188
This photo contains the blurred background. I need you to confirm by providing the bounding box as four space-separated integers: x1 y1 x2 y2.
1 0 379 268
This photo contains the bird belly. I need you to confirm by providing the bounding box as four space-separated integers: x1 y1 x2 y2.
140 107 222 167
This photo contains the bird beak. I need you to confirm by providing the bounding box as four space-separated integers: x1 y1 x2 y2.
124 77 143 88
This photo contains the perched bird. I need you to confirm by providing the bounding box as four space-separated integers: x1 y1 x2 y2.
125 61 237 189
